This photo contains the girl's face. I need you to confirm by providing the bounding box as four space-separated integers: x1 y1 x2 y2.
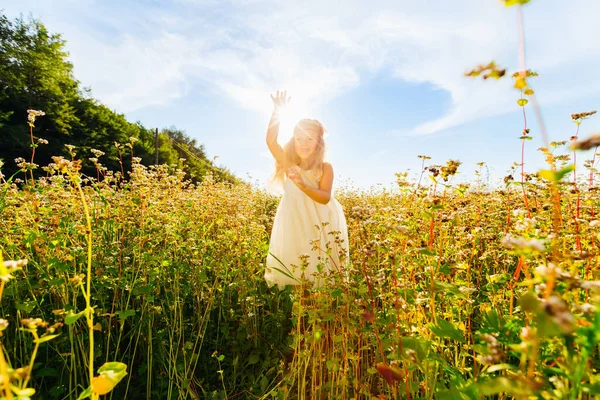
294 130 319 160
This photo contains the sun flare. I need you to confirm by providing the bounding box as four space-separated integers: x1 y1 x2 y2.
277 102 311 143
262 89 313 144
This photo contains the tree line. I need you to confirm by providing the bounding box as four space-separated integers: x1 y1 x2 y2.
0 13 237 184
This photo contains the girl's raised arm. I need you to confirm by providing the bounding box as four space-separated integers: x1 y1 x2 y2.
266 91 289 165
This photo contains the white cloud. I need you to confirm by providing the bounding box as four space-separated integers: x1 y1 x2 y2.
5 0 600 133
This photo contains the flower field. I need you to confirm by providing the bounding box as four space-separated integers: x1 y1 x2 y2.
2 144 600 399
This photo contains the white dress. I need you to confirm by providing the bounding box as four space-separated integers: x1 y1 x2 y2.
264 166 349 290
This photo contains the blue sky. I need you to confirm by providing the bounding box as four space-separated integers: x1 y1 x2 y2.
3 0 600 190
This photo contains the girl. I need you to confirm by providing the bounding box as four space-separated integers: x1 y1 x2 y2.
264 90 349 290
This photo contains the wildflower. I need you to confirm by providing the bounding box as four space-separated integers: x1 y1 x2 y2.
464 61 506 80
27 109 45 127
479 333 505 365
501 234 545 252
395 225 409 234
571 110 597 121
578 303 596 316
51 156 74 172
37 138 49 145
15 367 30 380
1 259 26 281
69 274 85 285
543 296 574 334
405 349 418 363
590 220 600 228
535 283 546 296
580 280 600 291
375 362 403 386
91 149 105 157
458 286 476 295
3 259 27 269
21 318 48 330
15 157 26 169
570 133 600 151
520 326 535 342
440 159 462 182
515 217 535 232
512 209 527 217
0 319 8 331
46 322 64 334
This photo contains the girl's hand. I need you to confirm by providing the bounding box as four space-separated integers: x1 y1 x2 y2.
286 167 306 191
271 90 291 112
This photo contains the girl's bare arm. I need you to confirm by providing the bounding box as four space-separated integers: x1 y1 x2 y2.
300 163 333 204
266 90 289 165
266 110 285 164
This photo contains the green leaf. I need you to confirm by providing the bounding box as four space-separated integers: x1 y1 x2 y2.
400 336 430 364
542 367 568 378
92 362 128 395
582 382 600 395
433 281 465 298
76 387 92 400
428 319 465 343
555 164 575 181
34 334 60 344
15 302 36 313
478 377 513 395
488 273 510 285
481 309 504 331
538 165 574 182
478 376 532 396
116 310 136 321
97 361 127 375
486 363 515 373
538 169 555 181
436 388 472 400
248 354 260 365
11 387 35 397
518 291 542 313
417 248 435 256
65 310 85 325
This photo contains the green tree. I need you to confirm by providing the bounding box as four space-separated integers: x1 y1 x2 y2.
0 13 237 185
0 13 80 178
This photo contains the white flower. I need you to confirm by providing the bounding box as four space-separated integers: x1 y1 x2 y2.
580 281 600 291
501 234 545 252
512 209 527 217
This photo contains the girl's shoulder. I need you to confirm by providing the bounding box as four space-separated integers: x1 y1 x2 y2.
311 163 333 183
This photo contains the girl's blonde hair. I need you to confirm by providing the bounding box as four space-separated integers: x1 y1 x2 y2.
272 119 327 185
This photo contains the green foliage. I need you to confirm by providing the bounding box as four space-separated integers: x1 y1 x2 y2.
2 155 600 398
0 13 237 185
